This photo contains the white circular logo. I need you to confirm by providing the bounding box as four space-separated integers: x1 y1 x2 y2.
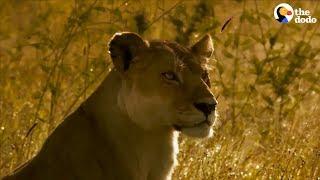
274 3 294 23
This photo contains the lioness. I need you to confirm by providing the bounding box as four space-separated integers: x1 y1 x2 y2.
4 32 218 180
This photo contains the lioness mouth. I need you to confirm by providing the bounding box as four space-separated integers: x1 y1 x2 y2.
174 117 213 131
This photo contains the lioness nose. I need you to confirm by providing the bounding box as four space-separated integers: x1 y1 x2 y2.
194 102 216 116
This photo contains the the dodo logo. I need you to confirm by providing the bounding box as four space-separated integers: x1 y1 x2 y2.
274 3 294 23
274 3 317 24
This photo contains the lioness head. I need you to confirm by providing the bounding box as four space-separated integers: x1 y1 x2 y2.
109 32 217 138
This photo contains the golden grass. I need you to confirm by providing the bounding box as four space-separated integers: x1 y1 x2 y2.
0 0 319 179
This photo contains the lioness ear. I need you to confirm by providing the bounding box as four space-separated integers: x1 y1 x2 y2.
108 32 148 73
191 34 214 63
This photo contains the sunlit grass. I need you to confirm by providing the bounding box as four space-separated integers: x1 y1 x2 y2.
0 0 319 179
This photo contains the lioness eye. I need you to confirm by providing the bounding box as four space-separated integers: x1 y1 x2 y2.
162 71 178 81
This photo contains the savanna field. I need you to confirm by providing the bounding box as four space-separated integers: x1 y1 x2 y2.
0 0 319 179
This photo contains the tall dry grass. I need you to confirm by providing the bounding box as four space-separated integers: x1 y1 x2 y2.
0 0 319 179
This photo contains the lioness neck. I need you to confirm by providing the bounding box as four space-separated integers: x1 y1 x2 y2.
83 69 178 180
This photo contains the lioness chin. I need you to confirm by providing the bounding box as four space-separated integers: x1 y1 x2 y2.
4 32 218 180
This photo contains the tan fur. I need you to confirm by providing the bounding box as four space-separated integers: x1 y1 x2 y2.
4 32 217 180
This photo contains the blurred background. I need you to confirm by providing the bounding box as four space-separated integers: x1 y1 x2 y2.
0 0 319 179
